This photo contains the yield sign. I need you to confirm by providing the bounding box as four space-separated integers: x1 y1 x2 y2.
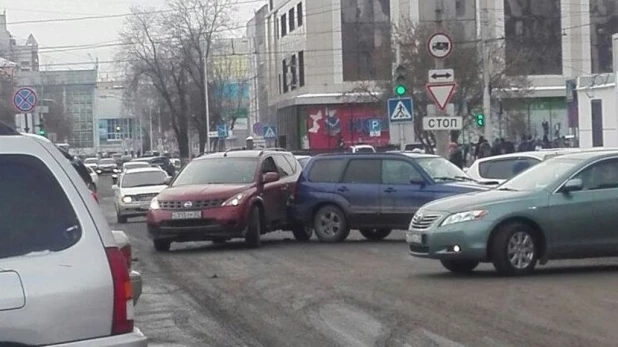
426 83 457 110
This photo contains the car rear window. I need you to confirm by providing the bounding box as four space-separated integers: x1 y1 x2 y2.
308 158 346 183
0 155 81 260
479 158 540 179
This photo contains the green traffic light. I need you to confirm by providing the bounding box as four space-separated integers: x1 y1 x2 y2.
476 114 485 127
38 130 46 136
395 85 407 96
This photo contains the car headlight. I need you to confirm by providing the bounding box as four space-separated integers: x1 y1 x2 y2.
122 196 133 203
441 210 488 226
150 197 160 210
222 194 245 207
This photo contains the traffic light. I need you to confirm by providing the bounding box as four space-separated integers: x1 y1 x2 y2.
394 65 407 96
475 112 485 127
38 116 47 137
116 126 121 131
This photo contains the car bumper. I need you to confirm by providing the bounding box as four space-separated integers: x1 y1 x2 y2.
147 206 247 241
118 202 151 217
406 221 493 261
49 328 147 347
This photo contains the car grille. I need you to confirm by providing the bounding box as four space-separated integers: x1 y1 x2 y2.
409 244 429 253
159 199 225 210
160 219 216 228
136 193 158 202
410 213 441 230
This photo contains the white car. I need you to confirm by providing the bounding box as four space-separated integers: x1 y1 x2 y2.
0 130 146 346
113 167 170 223
467 150 570 184
349 144 376 153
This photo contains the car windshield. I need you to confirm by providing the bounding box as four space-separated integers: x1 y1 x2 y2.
499 158 582 191
84 158 98 164
100 159 115 165
121 171 167 188
415 157 473 182
124 162 150 170
173 158 257 185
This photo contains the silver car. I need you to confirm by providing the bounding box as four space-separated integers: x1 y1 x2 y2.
114 167 170 223
0 132 147 346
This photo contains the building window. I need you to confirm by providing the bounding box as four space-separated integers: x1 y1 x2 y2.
297 3 303 26
281 14 287 37
289 8 295 31
341 0 391 81
290 54 297 90
298 51 305 86
504 0 562 75
590 0 618 73
282 59 288 93
278 74 282 94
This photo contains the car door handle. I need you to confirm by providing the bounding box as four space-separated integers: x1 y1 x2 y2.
384 187 396 193
337 186 349 192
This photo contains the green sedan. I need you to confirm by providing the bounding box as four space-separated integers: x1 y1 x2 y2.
407 150 618 276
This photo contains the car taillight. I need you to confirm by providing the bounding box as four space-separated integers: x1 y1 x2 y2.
120 244 132 270
105 247 134 335
92 191 99 203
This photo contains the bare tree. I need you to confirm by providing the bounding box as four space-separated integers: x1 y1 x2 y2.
347 20 530 150
118 8 192 159
165 0 234 153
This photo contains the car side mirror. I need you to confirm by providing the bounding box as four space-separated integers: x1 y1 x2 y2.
562 178 583 193
410 179 426 187
111 185 118 190
164 177 171 185
263 172 280 184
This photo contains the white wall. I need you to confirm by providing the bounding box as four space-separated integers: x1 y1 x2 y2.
577 83 618 148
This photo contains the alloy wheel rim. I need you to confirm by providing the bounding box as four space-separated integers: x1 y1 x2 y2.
507 231 535 269
319 212 341 236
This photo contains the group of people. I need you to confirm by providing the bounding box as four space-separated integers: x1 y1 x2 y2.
447 135 574 169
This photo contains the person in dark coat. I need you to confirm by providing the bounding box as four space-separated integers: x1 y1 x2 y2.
449 142 465 169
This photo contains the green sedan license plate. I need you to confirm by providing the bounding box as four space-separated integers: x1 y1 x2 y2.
406 232 422 244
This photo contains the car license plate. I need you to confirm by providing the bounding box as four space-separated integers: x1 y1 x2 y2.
406 232 422 244
171 211 202 220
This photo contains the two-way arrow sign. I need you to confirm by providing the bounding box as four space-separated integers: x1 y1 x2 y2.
428 69 454 83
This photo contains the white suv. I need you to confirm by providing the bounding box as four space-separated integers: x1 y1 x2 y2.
0 131 147 345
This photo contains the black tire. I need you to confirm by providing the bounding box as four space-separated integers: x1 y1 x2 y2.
440 259 479 274
490 222 539 276
313 205 350 243
153 239 171 252
292 224 313 242
359 229 392 241
117 212 128 224
245 206 262 248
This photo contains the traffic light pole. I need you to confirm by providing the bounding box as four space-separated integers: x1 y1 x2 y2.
395 43 405 151
481 0 492 141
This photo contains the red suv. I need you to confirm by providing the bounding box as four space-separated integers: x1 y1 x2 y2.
146 149 312 251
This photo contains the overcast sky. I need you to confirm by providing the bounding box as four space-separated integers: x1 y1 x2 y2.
0 0 266 78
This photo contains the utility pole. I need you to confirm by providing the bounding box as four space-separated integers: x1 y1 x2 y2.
434 2 449 158
149 106 153 151
203 40 211 153
481 0 492 141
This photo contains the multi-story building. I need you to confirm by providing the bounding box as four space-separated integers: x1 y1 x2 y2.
0 13 39 72
17 69 97 153
95 81 141 154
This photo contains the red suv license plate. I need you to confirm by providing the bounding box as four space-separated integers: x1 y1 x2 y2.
171 211 202 220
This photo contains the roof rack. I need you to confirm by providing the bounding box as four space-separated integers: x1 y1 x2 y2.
0 121 20 135
223 147 247 157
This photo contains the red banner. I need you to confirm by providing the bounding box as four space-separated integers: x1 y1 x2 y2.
305 105 390 149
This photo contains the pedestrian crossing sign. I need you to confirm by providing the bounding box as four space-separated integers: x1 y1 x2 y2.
263 125 277 139
388 97 414 123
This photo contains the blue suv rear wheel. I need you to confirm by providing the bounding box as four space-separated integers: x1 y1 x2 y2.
313 205 350 243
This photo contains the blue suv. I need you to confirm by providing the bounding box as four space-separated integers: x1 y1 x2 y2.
293 153 490 242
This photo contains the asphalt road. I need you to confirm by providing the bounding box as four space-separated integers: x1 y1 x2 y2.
98 176 618 347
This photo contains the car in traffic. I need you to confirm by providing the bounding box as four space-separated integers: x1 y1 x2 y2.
349 144 376 153
295 155 311 168
0 131 146 346
87 165 99 192
84 157 99 170
147 149 308 251
98 157 119 174
112 161 153 183
407 150 618 276
293 153 489 243
134 156 176 177
113 167 170 223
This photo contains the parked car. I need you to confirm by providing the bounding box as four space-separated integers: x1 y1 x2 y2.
114 167 170 223
293 153 489 243
147 149 308 251
0 131 146 346
407 150 618 276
